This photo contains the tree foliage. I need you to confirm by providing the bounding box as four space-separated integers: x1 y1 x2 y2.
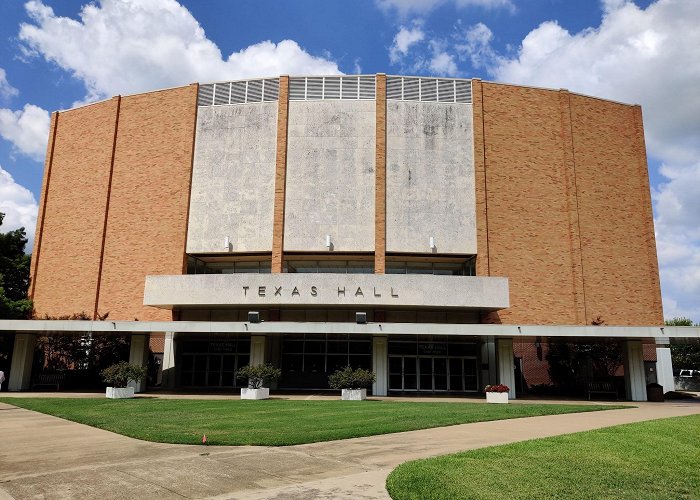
100 361 148 388
236 363 281 389
0 213 32 319
665 317 700 370
328 366 376 389
546 341 623 391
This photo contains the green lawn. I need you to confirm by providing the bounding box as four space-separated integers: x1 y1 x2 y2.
0 397 622 446
386 414 700 500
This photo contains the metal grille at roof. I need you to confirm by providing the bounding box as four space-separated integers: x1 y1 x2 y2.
289 76 376 100
387 76 472 104
197 78 279 106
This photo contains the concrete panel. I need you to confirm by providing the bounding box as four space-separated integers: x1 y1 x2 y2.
284 100 376 252
386 102 476 254
187 103 277 253
144 273 509 310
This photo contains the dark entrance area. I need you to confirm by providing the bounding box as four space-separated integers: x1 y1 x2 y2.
278 333 372 390
388 337 479 394
178 338 250 388
0 333 14 391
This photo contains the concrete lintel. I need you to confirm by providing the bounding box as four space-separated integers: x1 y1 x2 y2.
1 320 699 341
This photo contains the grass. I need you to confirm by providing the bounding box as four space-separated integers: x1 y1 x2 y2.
386 414 700 500
0 397 623 446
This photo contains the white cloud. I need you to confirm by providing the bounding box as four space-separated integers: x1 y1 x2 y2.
19 0 341 103
0 104 51 161
377 0 515 17
429 51 458 75
483 0 700 321
390 25 426 63
0 164 38 252
454 22 497 69
0 68 19 99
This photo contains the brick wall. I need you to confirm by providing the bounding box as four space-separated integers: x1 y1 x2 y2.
97 86 198 320
31 87 197 320
476 82 662 326
30 98 120 317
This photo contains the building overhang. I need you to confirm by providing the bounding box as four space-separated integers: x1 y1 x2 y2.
142 274 510 311
1 320 699 343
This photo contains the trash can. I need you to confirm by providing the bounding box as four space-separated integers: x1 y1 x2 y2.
646 383 664 402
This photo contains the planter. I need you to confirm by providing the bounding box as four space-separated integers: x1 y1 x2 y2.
342 388 367 401
106 387 135 399
241 387 270 400
486 391 509 404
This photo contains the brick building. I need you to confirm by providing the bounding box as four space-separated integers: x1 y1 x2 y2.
1 74 683 399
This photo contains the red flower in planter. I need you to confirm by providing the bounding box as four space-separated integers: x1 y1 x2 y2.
484 384 510 393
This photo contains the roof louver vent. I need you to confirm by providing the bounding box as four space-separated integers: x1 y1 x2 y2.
386 76 472 104
288 76 376 100
198 78 280 106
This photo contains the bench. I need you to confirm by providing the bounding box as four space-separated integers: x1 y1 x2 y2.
587 381 617 400
32 373 66 391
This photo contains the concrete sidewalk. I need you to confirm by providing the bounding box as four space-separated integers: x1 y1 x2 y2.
1 400 699 499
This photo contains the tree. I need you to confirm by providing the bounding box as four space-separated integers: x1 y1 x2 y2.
665 317 700 371
0 213 32 319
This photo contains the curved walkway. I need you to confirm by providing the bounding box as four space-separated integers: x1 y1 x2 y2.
1 399 699 499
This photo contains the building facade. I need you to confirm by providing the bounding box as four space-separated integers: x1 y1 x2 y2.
4 74 677 399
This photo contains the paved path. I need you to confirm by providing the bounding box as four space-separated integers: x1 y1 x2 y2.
1 399 699 499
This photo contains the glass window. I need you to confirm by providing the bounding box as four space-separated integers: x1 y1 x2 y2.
347 261 373 274
386 261 406 274
318 261 346 273
235 261 259 273
287 261 317 273
406 262 433 274
433 262 463 275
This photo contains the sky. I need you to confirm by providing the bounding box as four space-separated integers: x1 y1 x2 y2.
0 0 698 322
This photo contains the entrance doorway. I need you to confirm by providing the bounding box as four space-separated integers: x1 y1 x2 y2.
179 338 250 388
389 356 477 392
388 337 479 394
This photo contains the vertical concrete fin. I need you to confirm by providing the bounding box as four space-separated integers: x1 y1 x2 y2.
94 96 122 320
272 75 290 273
375 74 387 274
29 111 60 301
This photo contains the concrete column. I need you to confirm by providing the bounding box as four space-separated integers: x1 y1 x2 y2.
623 340 647 401
496 338 516 399
372 336 388 396
128 334 149 393
250 335 266 366
8 334 35 391
655 338 674 394
161 332 176 389
481 336 497 387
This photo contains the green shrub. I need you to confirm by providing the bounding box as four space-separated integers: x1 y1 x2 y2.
236 363 281 389
328 366 376 389
100 362 147 388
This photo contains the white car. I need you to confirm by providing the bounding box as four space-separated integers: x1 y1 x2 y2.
679 369 699 378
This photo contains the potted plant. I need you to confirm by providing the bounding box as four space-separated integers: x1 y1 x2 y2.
236 363 281 400
101 361 148 399
328 366 376 400
484 384 510 403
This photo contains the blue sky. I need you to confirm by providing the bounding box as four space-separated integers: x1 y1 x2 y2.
0 0 697 321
